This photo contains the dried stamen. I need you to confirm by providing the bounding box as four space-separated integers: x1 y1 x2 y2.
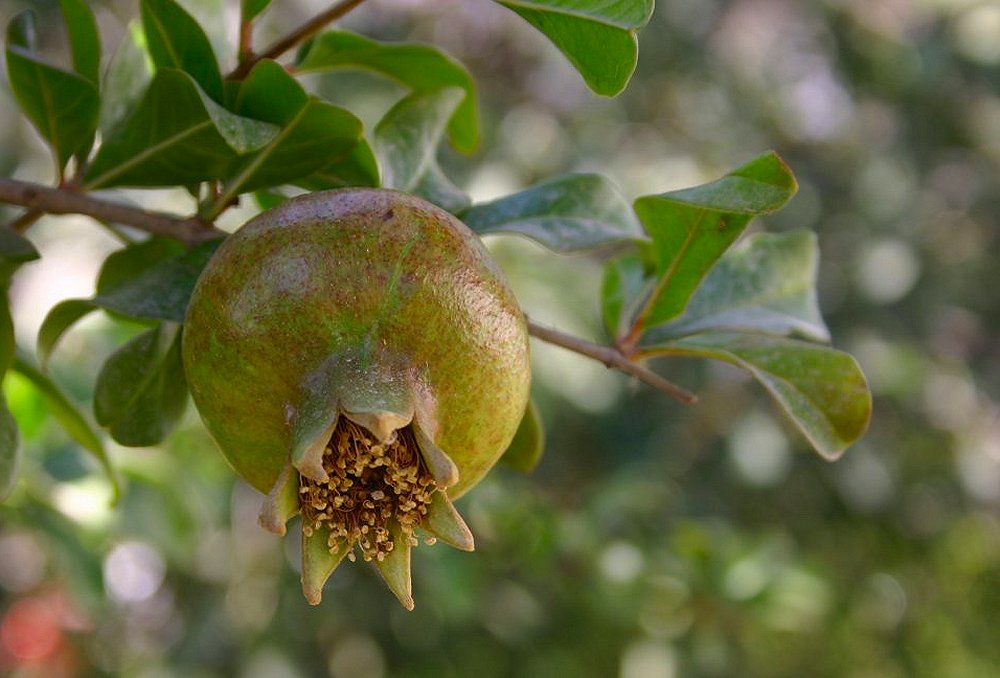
299 418 437 563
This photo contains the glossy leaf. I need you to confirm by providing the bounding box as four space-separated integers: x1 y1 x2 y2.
37 239 218 367
298 30 479 152
100 22 154 136
4 12 100 170
94 324 188 447
96 238 187 294
654 333 871 460
141 0 223 101
494 0 654 96
58 0 101 84
90 240 222 322
461 174 643 251
641 231 831 344
601 253 648 338
0 394 20 502
374 88 469 212
499 400 545 473
11 353 119 501
219 61 363 199
85 69 278 188
296 140 381 190
632 152 797 328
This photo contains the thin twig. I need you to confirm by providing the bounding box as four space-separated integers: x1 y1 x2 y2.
526 318 698 405
228 0 369 80
0 178 225 246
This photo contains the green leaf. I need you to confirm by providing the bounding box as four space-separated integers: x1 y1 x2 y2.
641 231 831 344
0 226 41 284
499 400 545 473
91 239 222 322
656 333 871 459
38 238 183 369
100 22 154 136
97 238 187 294
374 88 469 213
59 0 101 84
494 0 653 96
94 324 188 447
0 295 15 376
215 60 363 202
461 174 643 252
632 152 798 328
601 253 648 338
37 300 97 370
4 11 100 170
11 353 119 501
242 0 272 21
0 394 21 502
141 0 223 101
85 69 278 189
296 140 381 190
298 30 479 153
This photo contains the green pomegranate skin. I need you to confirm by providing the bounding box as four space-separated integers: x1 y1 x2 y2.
182 189 531 498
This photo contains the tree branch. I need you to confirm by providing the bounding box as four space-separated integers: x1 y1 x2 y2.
228 0 369 80
0 178 697 403
0 178 225 246
526 319 698 405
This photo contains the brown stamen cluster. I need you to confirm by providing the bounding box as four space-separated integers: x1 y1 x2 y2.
299 418 437 563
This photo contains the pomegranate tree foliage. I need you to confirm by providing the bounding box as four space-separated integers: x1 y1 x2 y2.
0 0 869 503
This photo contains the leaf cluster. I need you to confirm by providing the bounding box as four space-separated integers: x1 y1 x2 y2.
0 0 870 501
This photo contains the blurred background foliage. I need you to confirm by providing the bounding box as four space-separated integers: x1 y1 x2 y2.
1 0 998 676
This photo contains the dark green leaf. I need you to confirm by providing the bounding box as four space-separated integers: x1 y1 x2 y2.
85 69 278 189
298 30 479 152
0 295 14 378
216 60 363 201
461 174 643 251
92 239 222 322
601 253 648 338
499 400 545 473
242 0 272 21
59 0 101 84
37 300 96 370
374 88 469 212
641 231 830 343
296 140 381 190
632 152 798 328
97 237 187 294
100 21 154 136
38 238 197 367
656 333 871 459
234 60 308 123
94 324 188 447
141 0 223 101
11 353 119 501
493 0 654 96
4 11 100 169
0 226 41 284
0 394 21 501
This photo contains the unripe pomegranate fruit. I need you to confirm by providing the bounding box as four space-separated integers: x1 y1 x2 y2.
182 189 531 608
